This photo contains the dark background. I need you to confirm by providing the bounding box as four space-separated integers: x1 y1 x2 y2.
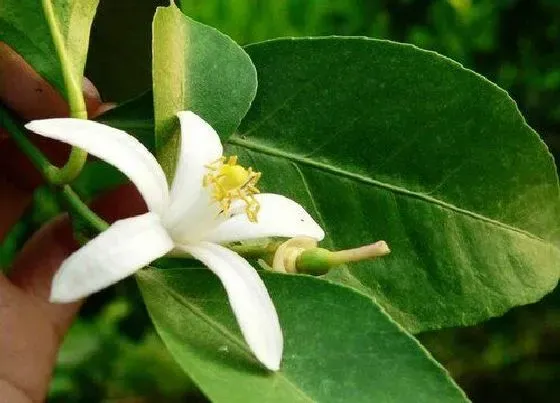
8 0 560 401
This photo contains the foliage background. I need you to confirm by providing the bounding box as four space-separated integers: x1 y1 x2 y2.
2 0 559 401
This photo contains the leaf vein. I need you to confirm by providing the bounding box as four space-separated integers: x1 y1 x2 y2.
291 162 335 250
229 136 553 245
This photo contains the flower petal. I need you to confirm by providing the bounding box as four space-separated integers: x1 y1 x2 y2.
180 241 283 371
163 111 223 231
203 193 325 243
50 213 173 303
25 119 169 215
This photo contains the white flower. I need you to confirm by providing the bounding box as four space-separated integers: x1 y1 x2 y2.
25 111 324 371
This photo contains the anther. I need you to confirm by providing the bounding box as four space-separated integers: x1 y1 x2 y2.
203 155 262 222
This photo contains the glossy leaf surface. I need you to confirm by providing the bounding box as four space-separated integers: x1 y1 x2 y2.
152 4 257 178
138 268 467 402
232 38 560 332
108 37 560 334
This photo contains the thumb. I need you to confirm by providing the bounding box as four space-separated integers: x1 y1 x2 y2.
0 185 145 402
0 216 79 403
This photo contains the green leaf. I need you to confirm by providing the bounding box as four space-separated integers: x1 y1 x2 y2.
97 37 560 334
230 38 560 333
138 268 467 402
0 0 99 109
152 4 257 178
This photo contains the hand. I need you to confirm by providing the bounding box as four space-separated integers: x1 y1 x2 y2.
0 42 127 402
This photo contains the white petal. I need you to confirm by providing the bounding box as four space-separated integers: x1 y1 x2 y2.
50 213 173 303
180 242 283 371
163 111 223 230
204 193 325 243
25 119 169 215
167 192 224 244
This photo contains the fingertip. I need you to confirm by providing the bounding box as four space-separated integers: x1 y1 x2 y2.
90 102 116 119
82 77 101 101
83 77 104 118
0 42 68 119
8 216 77 298
0 42 106 120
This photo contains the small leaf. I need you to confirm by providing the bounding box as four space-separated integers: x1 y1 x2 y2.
138 268 468 403
0 0 99 100
152 4 257 178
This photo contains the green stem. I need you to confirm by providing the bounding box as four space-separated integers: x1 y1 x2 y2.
3 105 107 242
230 241 284 259
49 148 88 185
41 0 87 119
59 185 109 233
0 105 88 185
0 106 56 178
41 0 88 183
165 241 284 263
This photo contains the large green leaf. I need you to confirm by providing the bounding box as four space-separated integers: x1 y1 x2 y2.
0 0 98 99
100 37 560 334
138 268 467 402
230 38 560 333
152 4 257 178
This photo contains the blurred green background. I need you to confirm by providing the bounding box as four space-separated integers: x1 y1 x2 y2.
2 0 560 401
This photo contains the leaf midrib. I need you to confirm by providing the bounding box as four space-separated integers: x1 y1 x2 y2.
140 269 317 403
228 135 554 246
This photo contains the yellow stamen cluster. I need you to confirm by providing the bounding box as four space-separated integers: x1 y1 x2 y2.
203 156 261 222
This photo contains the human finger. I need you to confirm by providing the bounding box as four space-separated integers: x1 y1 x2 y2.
0 42 103 119
0 42 110 241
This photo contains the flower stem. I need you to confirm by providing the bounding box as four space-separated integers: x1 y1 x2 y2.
230 241 284 259
48 148 88 185
41 0 87 119
164 241 284 264
0 106 56 179
1 105 107 239
1 102 87 184
0 105 86 185
59 185 109 233
41 0 88 183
